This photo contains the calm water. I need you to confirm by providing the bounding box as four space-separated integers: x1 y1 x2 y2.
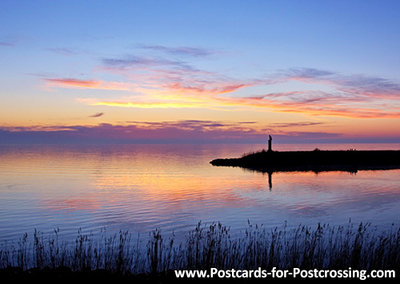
1 143 400 241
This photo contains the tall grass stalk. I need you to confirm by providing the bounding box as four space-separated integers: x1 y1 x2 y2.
1 222 399 274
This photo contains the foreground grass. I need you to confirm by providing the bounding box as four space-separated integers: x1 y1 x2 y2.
0 222 399 278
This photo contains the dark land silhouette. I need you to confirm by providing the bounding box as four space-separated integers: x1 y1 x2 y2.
211 135 400 175
211 148 400 190
210 149 400 173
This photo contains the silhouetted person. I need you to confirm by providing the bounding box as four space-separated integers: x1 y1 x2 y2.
268 135 272 152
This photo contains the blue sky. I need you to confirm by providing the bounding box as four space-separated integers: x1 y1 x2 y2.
1 0 400 143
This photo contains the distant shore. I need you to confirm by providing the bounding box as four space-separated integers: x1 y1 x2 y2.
210 149 400 173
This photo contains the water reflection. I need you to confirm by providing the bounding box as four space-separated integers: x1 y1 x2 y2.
0 144 399 241
247 168 397 191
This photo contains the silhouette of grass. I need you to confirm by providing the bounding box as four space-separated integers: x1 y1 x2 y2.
0 222 399 276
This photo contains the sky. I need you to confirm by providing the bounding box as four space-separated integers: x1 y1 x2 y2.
1 0 400 144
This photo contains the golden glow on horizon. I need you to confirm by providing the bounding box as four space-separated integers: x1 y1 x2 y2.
1 64 399 141
68 78 400 121
80 94 400 120
92 101 206 109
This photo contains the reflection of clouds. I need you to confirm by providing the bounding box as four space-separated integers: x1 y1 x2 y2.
41 196 101 212
26 145 262 216
92 171 256 208
23 148 400 220
2 145 400 238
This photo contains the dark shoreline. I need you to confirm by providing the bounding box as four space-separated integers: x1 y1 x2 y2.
210 150 400 173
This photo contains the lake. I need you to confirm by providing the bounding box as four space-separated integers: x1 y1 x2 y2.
1 143 400 242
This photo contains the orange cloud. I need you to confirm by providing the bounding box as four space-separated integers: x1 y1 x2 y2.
67 57 400 120
82 90 400 119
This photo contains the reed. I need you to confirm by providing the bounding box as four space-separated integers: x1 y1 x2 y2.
1 221 399 275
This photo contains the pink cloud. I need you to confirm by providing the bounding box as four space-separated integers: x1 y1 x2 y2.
44 78 131 91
